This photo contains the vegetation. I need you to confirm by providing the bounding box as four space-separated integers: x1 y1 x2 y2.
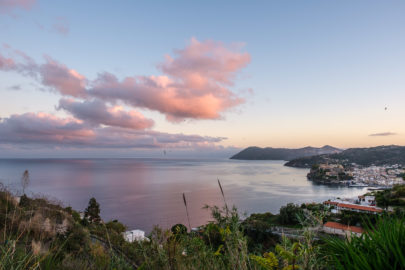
1 176 405 269
279 203 303 226
0 186 134 270
21 170 30 195
374 184 405 208
324 217 405 270
307 165 353 184
84 197 101 224
242 212 279 253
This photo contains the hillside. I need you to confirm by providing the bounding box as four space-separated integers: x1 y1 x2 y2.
285 145 405 168
230 145 341 160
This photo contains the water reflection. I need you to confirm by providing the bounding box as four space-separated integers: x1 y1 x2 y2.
0 158 367 232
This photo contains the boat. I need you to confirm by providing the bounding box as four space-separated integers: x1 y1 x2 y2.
349 183 369 187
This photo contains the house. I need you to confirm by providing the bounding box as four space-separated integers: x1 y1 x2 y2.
358 195 376 206
123 229 149 242
323 221 364 237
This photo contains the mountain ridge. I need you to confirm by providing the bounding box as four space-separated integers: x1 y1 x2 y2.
285 145 405 168
230 145 342 161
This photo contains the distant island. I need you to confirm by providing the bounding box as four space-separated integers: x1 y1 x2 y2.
285 145 405 168
230 145 341 160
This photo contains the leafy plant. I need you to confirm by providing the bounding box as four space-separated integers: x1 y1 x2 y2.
324 217 405 270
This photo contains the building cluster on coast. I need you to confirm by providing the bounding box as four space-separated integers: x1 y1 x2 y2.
351 164 405 187
312 163 405 187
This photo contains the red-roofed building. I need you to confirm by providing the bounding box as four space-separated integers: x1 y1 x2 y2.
323 221 364 237
324 200 339 206
323 200 383 214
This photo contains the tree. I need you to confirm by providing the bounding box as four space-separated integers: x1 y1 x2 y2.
21 170 29 195
279 203 303 225
84 197 101 223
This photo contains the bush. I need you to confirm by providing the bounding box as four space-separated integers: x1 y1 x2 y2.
63 224 90 255
106 220 127 234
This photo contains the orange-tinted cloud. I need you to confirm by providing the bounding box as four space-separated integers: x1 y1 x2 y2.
90 38 250 121
58 98 154 130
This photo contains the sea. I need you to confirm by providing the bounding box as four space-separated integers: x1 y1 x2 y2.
0 158 368 232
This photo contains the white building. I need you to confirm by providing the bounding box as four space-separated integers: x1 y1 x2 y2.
358 195 376 206
123 230 149 242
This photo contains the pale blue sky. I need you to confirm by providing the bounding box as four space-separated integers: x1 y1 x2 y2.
1 0 404 156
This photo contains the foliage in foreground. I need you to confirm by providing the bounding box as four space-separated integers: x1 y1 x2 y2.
2 178 405 269
0 186 134 270
324 217 405 270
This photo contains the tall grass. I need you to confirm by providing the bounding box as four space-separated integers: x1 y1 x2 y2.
218 178 229 216
0 187 44 269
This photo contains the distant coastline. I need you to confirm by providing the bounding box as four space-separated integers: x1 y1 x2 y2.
230 145 341 161
230 145 405 168
230 145 405 188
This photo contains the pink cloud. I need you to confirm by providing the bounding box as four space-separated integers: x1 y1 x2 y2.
0 38 250 121
0 113 225 149
0 0 35 14
39 56 87 97
160 38 250 86
58 98 154 130
0 50 86 97
90 38 250 121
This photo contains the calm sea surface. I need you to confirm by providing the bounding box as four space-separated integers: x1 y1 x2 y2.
0 158 367 232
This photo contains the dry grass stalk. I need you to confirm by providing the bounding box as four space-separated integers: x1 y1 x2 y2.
182 193 192 231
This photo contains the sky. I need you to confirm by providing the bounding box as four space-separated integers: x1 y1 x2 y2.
0 0 404 157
